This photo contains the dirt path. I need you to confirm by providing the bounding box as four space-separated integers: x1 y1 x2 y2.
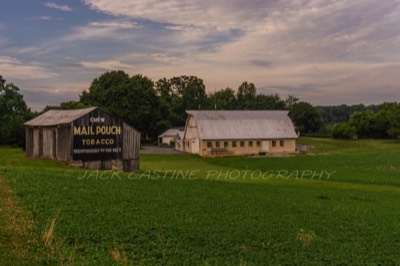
0 175 39 264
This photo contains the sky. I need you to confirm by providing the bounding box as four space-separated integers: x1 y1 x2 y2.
0 0 400 111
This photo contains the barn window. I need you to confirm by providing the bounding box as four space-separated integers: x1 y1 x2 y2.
272 140 276 147
224 141 228 148
216 141 220 148
280 140 284 147
207 141 212 148
240 141 245 147
232 141 237 147
256 141 261 147
249 141 253 147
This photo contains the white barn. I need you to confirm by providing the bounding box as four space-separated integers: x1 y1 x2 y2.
178 110 298 157
158 128 185 146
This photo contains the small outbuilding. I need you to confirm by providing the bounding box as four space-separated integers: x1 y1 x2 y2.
158 127 184 146
24 107 140 172
179 110 298 157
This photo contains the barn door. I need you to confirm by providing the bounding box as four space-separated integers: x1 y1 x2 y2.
191 139 200 154
262 141 269 153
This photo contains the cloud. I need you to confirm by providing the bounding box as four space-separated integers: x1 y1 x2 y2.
151 53 185 65
81 60 132 70
39 16 53 20
37 16 63 21
84 0 400 66
81 0 280 31
249 60 273 68
21 86 83 111
44 2 72 12
0 57 58 80
63 20 140 42
4 0 400 109
89 21 140 29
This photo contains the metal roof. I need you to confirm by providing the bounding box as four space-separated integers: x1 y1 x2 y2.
158 128 185 138
186 110 298 140
25 107 97 126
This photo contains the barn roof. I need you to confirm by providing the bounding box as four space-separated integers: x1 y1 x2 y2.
158 128 185 138
25 107 97 126
186 110 298 140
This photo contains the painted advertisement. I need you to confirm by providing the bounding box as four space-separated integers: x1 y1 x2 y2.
72 111 123 161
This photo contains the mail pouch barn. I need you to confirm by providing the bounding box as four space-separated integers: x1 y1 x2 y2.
24 107 140 172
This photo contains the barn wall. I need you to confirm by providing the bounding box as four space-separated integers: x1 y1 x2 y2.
25 127 34 158
122 123 140 160
159 136 175 145
269 139 296 153
57 125 72 162
32 128 40 157
183 116 200 154
41 127 57 159
122 123 140 172
200 139 297 157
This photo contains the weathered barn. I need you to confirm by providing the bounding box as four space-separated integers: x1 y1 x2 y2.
179 110 298 157
25 107 140 172
158 127 184 146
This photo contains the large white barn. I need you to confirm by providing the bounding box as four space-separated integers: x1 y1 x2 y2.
178 110 298 157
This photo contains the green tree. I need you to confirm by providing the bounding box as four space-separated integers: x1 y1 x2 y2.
80 71 161 141
348 110 375 138
42 100 88 112
345 103 400 139
255 94 285 110
387 104 400 138
0 75 32 147
331 123 357 139
317 104 366 125
237 82 256 109
207 88 237 110
289 102 323 134
284 95 299 109
155 76 207 126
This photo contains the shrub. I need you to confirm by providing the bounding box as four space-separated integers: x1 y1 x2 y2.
331 124 357 139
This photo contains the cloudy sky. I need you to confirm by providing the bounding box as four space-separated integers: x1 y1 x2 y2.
1 0 399 110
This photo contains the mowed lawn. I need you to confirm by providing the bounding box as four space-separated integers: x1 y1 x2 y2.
0 138 400 265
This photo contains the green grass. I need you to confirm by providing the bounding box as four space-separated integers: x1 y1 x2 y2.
1 138 400 264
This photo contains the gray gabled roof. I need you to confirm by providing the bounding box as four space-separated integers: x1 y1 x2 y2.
25 107 97 126
158 128 185 138
186 110 297 140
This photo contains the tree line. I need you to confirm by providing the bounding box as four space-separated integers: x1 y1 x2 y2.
78 71 322 140
1 71 399 147
326 103 400 139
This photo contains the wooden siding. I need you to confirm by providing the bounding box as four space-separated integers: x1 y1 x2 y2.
57 125 72 162
25 127 34 158
122 123 140 172
42 127 56 159
32 128 40 157
122 123 140 160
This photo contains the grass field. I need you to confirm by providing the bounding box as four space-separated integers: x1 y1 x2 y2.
0 138 400 265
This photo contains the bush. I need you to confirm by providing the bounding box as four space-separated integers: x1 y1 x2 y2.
331 124 357 139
